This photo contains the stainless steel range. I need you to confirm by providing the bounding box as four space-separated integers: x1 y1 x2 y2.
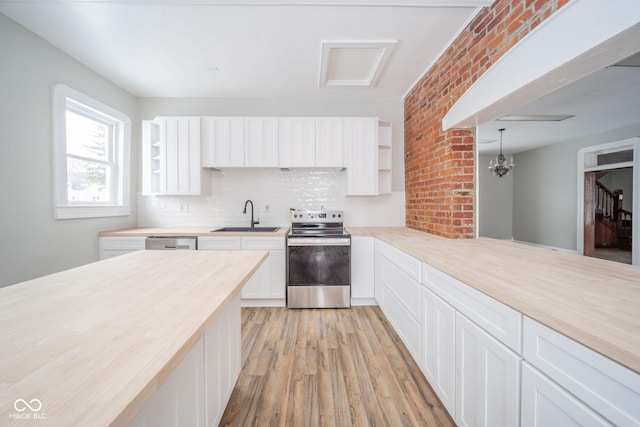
286 210 351 308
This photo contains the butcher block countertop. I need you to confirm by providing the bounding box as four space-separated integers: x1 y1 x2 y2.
99 226 289 237
348 227 640 375
0 250 268 426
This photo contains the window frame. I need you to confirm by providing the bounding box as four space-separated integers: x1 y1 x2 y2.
52 84 131 219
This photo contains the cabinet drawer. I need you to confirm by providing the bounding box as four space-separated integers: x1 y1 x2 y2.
523 317 640 426
100 237 146 251
198 237 242 250
422 263 521 353
242 237 284 250
381 241 421 282
521 362 611 427
383 287 421 361
381 256 421 321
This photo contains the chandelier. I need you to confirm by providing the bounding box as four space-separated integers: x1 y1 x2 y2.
489 128 514 177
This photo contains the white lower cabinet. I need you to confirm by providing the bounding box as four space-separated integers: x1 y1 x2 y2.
373 238 384 305
204 292 242 427
419 260 523 426
523 316 640 426
521 362 611 427
198 236 285 306
371 239 640 427
421 287 456 417
456 313 521 427
350 236 375 304
378 241 422 360
129 293 241 427
99 236 146 260
382 286 421 360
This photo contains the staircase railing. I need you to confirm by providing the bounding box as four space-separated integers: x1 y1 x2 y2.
595 181 617 222
595 181 633 242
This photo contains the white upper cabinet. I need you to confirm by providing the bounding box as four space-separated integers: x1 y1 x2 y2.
345 117 391 196
245 117 278 167
278 117 316 167
315 117 345 168
142 117 201 196
278 117 345 168
201 117 245 168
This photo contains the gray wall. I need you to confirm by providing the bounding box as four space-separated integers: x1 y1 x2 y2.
511 123 640 250
478 154 513 239
0 14 139 287
138 97 405 192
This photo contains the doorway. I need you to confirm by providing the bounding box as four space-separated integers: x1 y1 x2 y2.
584 167 633 264
578 138 639 266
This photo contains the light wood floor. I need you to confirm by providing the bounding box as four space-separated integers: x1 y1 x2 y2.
220 306 454 427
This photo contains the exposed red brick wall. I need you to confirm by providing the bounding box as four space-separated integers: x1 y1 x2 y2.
404 0 569 238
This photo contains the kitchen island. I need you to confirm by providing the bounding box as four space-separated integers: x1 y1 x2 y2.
348 227 640 374
0 249 267 426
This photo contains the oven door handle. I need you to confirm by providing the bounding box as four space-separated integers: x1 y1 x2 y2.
287 238 351 246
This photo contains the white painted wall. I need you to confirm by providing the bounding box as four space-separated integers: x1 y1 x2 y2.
0 14 139 287
137 97 406 227
478 154 513 240
511 123 640 250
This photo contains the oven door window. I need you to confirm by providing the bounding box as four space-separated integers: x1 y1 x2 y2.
288 245 350 286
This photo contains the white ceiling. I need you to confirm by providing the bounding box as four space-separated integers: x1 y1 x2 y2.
477 56 640 155
3 0 638 155
0 0 490 98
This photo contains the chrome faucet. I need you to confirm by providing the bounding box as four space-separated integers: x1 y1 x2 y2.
243 200 260 229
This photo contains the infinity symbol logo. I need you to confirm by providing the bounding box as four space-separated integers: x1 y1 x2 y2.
14 399 42 412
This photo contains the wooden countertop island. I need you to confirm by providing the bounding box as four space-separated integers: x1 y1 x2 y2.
349 227 640 375
0 250 267 426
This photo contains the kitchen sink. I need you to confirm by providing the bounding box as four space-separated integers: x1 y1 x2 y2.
212 227 280 232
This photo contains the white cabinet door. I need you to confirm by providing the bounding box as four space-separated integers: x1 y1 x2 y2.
142 117 201 195
204 293 242 427
268 250 286 298
521 362 611 427
278 117 315 167
456 313 521 427
129 338 205 427
164 117 201 195
245 117 278 167
379 243 422 360
345 117 378 195
374 238 384 305
351 236 375 303
199 237 284 305
201 117 244 167
242 250 286 299
421 287 456 417
382 286 421 361
315 117 345 167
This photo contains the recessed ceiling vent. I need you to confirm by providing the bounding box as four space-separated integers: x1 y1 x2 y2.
319 40 397 88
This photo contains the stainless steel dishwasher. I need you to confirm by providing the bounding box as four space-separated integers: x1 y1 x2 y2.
145 236 197 250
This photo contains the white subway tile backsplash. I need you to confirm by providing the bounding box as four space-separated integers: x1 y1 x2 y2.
138 169 405 227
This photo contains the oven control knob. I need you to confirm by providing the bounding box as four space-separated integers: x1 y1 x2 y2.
338 214 341 218
332 214 336 218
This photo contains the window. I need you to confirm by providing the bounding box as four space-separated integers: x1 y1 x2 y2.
52 84 131 219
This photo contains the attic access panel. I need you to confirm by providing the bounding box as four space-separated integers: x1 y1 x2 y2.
319 40 397 88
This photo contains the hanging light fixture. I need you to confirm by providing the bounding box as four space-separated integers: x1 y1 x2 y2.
489 128 514 177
